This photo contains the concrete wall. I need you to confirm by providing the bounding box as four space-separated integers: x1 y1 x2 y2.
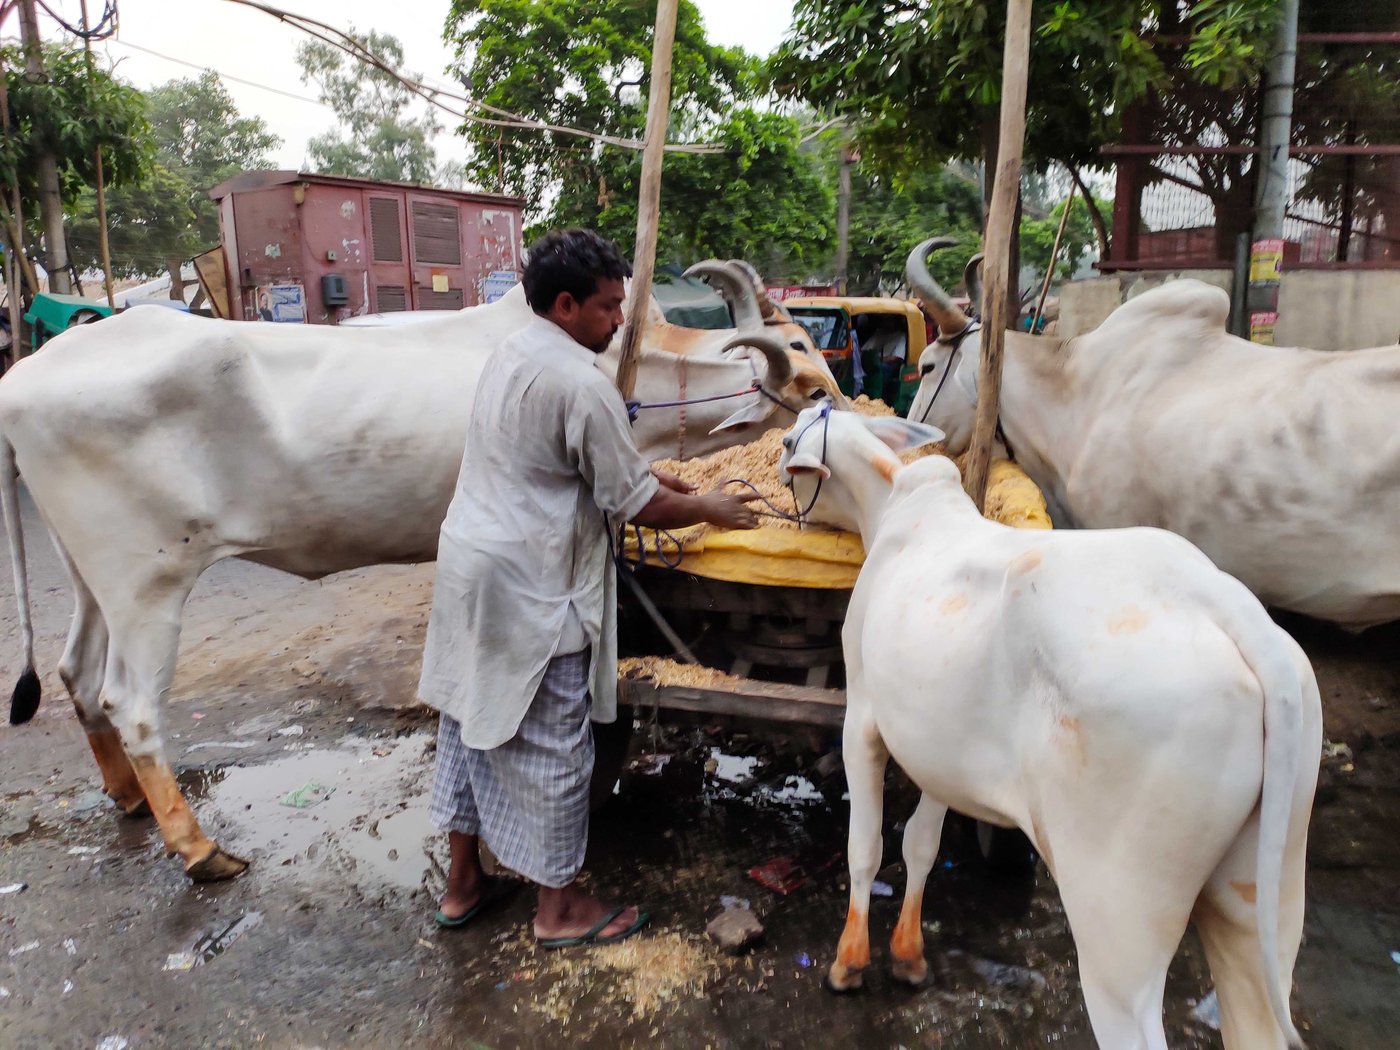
1059 269 1400 350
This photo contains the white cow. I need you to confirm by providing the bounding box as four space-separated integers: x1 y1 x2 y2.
905 238 1400 629
0 283 843 881
777 406 1320 1049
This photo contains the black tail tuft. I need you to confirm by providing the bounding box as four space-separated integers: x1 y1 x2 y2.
9 668 40 725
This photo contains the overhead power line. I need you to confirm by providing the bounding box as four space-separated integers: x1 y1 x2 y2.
105 36 331 107
220 0 728 155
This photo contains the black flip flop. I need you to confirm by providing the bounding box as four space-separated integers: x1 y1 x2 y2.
434 876 520 929
536 906 651 949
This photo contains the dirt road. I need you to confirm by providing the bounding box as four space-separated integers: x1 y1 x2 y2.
1 490 1397 1049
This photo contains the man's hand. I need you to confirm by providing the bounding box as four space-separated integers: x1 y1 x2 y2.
651 467 695 495
698 487 763 530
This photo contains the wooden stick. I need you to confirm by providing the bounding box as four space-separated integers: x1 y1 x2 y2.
963 0 1033 510
79 0 116 308
1030 178 1076 332
614 0 680 403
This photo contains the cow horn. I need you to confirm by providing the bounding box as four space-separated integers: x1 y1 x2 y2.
725 259 790 322
685 259 765 330
963 253 984 316
906 237 972 337
719 329 794 391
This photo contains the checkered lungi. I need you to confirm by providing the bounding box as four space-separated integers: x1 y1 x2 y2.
428 649 593 888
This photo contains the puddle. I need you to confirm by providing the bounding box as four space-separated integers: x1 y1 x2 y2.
191 734 437 893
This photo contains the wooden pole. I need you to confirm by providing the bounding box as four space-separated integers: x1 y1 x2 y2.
79 0 116 308
614 0 679 403
963 0 1033 510
18 0 71 294
1030 178 1075 332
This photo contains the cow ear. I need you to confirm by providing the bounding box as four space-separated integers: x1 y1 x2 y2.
710 399 772 434
784 452 831 479
860 416 944 453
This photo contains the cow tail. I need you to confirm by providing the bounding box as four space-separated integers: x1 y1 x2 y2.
1227 604 1305 1049
0 436 40 725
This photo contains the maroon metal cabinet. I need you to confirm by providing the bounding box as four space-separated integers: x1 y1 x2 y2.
209 171 525 325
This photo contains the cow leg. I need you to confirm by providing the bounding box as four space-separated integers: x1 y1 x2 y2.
99 585 247 882
827 711 888 992
52 555 148 817
1055 856 1186 1050
1191 810 1308 1050
889 792 947 986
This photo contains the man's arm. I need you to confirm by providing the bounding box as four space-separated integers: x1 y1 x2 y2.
632 485 761 531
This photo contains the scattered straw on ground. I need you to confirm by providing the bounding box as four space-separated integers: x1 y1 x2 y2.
850 394 895 417
528 929 725 1024
619 656 750 690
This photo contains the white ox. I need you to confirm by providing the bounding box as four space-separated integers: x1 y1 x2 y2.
0 279 843 882
778 406 1320 1050
904 238 1400 629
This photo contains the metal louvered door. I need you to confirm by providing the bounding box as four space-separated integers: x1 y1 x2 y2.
407 195 468 310
367 194 411 313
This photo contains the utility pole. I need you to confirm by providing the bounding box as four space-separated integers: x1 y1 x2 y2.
1247 0 1299 345
79 0 115 307
835 145 854 295
613 0 679 402
18 0 72 294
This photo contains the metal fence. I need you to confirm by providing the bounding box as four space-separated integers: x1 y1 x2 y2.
1101 34 1399 271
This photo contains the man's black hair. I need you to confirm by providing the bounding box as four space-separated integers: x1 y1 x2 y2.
522 228 632 315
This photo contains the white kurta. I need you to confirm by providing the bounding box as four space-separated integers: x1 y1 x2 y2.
418 316 659 749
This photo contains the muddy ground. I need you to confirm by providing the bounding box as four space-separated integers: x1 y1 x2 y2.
1 489 1398 1049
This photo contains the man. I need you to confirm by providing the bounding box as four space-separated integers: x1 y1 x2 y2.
419 228 760 947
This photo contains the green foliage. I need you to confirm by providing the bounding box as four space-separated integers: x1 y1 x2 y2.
66 72 279 279
297 30 440 184
772 0 1281 176
0 42 151 205
1019 192 1109 284
447 0 833 275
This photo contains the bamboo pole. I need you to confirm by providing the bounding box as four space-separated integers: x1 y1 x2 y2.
963 0 1033 510
614 0 679 403
1030 179 1075 332
79 0 116 308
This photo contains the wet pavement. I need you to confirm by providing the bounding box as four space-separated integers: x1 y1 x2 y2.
2 489 1399 1049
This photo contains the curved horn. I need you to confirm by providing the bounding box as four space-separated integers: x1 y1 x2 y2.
905 237 972 336
685 259 765 330
963 253 984 316
718 328 794 391
725 259 790 322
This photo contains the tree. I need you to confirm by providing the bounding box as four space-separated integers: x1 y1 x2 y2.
446 1 841 274
1 42 151 297
66 72 280 281
773 1 1280 181
297 30 440 184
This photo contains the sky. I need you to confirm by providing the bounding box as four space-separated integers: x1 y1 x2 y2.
8 0 798 174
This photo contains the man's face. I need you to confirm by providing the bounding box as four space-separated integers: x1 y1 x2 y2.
548 277 626 353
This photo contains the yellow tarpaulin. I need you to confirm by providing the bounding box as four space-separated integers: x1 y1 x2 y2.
624 457 1052 589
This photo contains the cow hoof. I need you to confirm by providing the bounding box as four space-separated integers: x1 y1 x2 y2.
824 966 865 994
186 846 249 882
118 798 152 819
891 956 929 987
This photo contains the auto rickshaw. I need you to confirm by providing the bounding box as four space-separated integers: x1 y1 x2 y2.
782 296 932 416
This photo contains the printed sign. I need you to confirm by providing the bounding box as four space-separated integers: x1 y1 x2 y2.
1249 239 1283 284
254 283 306 323
431 271 450 293
481 270 520 304
1249 310 1277 346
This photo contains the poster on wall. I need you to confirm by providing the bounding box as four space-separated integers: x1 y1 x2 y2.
255 283 307 323
480 270 520 304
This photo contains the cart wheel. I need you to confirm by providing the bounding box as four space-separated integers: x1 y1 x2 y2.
589 715 635 812
972 821 1038 875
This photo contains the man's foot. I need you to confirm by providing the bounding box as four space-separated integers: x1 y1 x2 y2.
436 875 519 928
533 884 647 944
436 874 486 924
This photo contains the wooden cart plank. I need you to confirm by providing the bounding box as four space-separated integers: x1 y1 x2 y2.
620 678 847 728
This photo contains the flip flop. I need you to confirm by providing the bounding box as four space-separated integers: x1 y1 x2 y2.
434 876 520 929
536 906 651 950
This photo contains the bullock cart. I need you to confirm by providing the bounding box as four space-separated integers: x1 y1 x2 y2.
613 443 1052 866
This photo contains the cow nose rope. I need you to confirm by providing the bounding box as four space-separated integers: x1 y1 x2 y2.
914 320 979 425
